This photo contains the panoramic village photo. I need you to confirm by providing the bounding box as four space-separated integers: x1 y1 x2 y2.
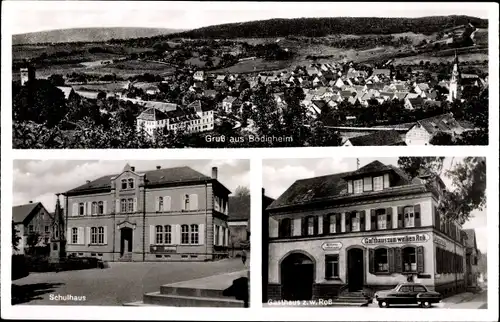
10 3 489 148
262 157 487 308
11 159 251 307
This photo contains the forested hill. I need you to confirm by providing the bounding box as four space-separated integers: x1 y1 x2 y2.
167 15 487 38
12 27 182 45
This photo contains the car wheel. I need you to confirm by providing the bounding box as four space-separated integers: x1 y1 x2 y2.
378 300 389 308
422 301 431 308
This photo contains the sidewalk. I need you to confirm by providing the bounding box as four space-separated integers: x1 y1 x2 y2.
441 292 477 305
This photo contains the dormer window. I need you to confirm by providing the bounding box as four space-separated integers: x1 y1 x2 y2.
121 179 127 190
353 179 363 194
373 176 383 191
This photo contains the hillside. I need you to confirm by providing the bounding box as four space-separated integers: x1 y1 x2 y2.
167 15 487 39
12 27 183 45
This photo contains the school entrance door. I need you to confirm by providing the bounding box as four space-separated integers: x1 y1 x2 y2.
120 227 133 257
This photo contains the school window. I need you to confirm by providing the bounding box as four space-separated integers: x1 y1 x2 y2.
156 225 163 244
376 209 387 230
325 254 339 279
181 224 190 244
353 179 363 194
98 201 104 215
91 227 98 244
121 179 127 190
120 199 127 213
128 178 134 189
404 206 415 228
127 198 134 213
184 194 190 210
79 203 85 216
329 214 336 233
307 216 314 235
92 201 98 215
375 248 389 272
164 225 172 244
279 218 292 237
158 197 163 211
373 176 383 191
98 227 104 244
403 247 417 272
351 212 361 232
72 228 78 244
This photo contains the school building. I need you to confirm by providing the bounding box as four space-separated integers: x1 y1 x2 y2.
63 164 231 261
267 160 471 301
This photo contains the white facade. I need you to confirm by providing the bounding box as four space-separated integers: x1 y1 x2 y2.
405 125 432 146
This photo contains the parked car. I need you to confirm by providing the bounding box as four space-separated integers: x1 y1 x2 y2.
374 283 442 308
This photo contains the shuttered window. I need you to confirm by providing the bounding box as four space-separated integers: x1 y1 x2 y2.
402 247 417 272
278 218 292 238
375 248 389 272
71 227 78 244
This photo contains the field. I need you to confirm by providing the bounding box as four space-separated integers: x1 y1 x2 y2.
393 52 489 65
71 82 130 92
211 58 291 74
185 56 221 68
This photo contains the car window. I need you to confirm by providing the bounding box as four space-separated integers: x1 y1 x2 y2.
413 286 427 292
399 286 411 292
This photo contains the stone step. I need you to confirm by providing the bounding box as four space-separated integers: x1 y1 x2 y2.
143 291 244 307
160 286 226 299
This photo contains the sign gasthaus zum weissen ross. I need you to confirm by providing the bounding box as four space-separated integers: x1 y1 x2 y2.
361 233 430 245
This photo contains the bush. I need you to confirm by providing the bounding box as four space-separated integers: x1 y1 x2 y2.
12 255 29 280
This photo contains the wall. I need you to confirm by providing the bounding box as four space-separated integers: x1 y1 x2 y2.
406 125 431 145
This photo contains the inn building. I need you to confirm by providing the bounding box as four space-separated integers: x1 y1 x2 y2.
267 161 469 301
63 164 231 261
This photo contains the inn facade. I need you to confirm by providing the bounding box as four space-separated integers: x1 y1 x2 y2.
63 164 231 262
267 161 468 301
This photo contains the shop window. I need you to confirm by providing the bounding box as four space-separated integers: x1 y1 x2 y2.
325 254 339 279
351 212 361 232
404 206 415 228
403 247 417 272
278 218 292 238
375 248 389 273
354 179 363 194
373 176 383 191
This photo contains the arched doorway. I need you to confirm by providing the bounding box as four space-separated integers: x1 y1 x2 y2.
280 252 315 300
120 227 133 256
347 248 364 291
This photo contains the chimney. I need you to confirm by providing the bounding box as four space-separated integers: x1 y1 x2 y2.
156 165 161 170
211 167 218 180
262 188 265 195
131 166 135 172
29 200 33 203
86 180 91 184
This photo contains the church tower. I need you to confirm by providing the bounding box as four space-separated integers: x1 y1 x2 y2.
20 60 36 86
448 51 461 102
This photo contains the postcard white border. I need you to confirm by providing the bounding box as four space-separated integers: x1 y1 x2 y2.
1 1 499 321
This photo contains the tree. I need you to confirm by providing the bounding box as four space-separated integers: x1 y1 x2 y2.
26 232 42 255
48 74 65 86
12 222 21 252
398 157 486 224
430 132 455 145
13 79 68 127
234 186 250 197
398 157 445 179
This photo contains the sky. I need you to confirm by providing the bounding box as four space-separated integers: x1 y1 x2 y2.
4 1 489 35
263 157 487 253
13 159 249 212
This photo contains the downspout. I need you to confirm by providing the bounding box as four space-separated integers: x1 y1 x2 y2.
143 181 147 262
64 194 68 257
205 180 208 260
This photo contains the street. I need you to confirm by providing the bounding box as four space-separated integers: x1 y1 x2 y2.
368 289 488 309
11 258 245 306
